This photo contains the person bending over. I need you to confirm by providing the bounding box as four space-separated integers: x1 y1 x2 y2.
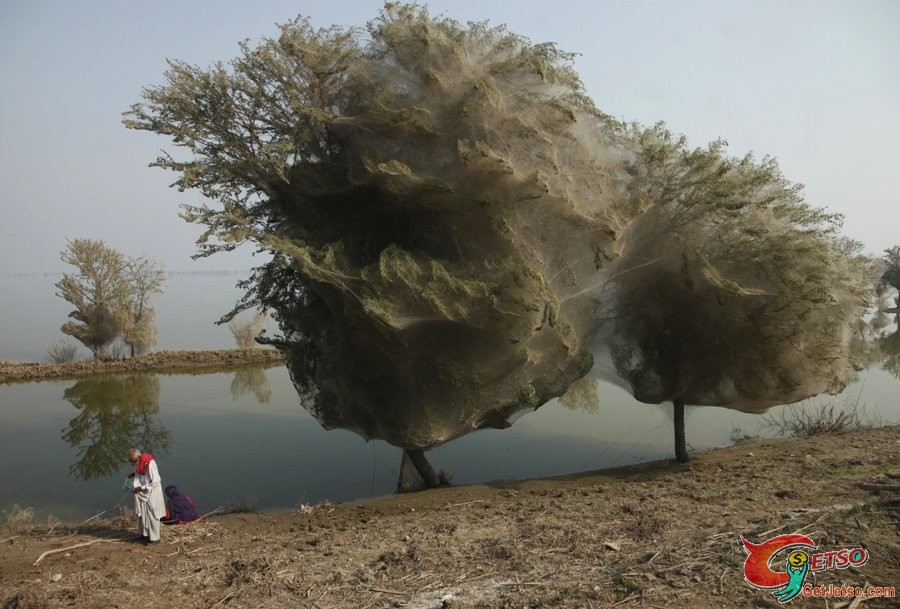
126 448 165 543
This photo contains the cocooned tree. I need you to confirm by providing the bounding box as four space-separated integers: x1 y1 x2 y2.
56 239 132 360
126 4 872 481
591 124 872 461
56 240 166 360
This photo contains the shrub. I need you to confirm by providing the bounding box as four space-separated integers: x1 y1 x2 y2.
45 340 78 363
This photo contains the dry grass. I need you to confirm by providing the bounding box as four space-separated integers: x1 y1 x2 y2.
222 499 259 514
2 504 35 534
763 397 883 438
44 341 79 364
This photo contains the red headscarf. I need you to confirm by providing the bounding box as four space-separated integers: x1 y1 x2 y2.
135 453 154 476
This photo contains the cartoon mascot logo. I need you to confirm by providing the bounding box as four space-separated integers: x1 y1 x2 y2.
740 534 816 603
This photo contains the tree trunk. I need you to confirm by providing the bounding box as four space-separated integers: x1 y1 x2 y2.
396 450 422 493
404 448 440 489
673 398 689 463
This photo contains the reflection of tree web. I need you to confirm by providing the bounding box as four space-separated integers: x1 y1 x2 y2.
609 419 668 469
578 408 664 470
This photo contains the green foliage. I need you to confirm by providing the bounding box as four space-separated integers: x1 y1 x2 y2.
126 3 607 449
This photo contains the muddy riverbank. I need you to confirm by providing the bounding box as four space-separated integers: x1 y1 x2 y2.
2 425 897 608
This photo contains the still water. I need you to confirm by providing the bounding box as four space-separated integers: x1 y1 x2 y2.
2 363 898 522
2 273 899 521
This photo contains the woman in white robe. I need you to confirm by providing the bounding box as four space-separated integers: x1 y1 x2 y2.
127 448 165 543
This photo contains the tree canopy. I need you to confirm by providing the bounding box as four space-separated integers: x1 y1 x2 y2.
125 4 872 455
596 124 872 411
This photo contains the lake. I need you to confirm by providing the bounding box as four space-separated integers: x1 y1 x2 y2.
2 273 898 522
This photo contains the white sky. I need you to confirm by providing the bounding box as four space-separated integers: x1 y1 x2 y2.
1 0 898 274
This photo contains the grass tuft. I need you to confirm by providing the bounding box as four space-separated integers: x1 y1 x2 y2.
762 397 883 438
223 498 259 514
44 340 79 363
3 504 35 533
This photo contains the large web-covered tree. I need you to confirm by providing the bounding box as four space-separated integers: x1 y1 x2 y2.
593 124 872 460
126 4 871 479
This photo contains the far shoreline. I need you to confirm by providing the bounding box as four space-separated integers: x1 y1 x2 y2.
0 348 285 384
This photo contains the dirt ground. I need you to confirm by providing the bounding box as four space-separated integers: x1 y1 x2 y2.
1 426 897 609
0 349 284 384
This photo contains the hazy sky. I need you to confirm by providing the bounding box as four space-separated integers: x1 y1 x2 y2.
1 0 898 274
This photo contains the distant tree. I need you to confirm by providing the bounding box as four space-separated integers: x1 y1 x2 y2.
228 309 268 349
56 240 167 360
122 257 167 357
122 308 159 357
880 245 900 308
56 239 131 360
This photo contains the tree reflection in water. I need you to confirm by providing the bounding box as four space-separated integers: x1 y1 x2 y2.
62 374 171 480
230 365 272 404
880 323 900 379
851 301 900 381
